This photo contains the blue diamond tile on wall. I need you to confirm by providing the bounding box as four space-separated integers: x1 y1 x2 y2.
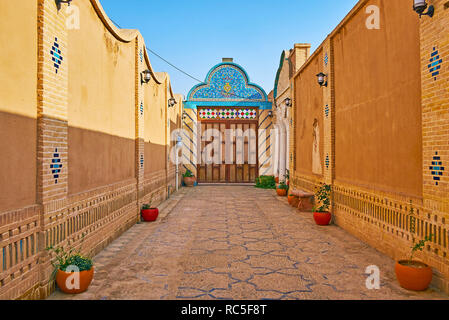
50 148 62 184
140 154 144 169
325 154 330 169
429 152 444 186
140 48 144 63
325 105 330 118
428 47 443 81
324 53 329 66
50 37 63 74
140 102 144 116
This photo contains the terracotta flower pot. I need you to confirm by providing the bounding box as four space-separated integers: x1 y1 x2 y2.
276 188 287 197
313 211 332 226
288 195 299 207
56 267 94 294
141 208 159 222
395 260 433 291
184 176 196 187
275 177 279 184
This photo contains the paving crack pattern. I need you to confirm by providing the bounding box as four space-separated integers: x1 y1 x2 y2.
49 186 447 300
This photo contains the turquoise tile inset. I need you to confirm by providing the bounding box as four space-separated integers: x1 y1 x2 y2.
50 148 62 184
50 37 63 74
428 47 443 80
429 152 444 186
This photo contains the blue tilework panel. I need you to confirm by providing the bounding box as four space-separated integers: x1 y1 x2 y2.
190 65 264 101
51 148 62 184
50 37 63 74
428 47 443 80
429 152 444 186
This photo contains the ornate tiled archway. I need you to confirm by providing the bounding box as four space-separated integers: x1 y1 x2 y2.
183 60 273 183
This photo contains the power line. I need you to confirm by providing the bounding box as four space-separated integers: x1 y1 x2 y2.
109 18 203 83
109 17 258 101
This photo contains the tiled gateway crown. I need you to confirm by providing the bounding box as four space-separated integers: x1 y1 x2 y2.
187 63 267 102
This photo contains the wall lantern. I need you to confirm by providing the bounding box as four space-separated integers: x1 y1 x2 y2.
168 98 177 108
182 111 187 120
55 0 72 9
413 0 434 17
141 70 151 84
316 72 328 87
284 98 292 107
268 111 274 118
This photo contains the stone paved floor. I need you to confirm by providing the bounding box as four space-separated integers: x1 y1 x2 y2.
49 186 448 300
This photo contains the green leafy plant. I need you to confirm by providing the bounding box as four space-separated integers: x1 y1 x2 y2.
141 193 154 210
46 234 93 280
183 169 194 178
409 235 433 263
314 183 331 213
255 175 276 189
277 182 289 190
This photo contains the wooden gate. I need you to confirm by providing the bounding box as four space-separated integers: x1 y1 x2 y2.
197 108 258 183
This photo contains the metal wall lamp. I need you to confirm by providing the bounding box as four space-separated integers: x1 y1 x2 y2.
55 0 72 10
141 70 151 84
168 98 177 108
413 0 434 18
284 98 292 107
316 72 328 87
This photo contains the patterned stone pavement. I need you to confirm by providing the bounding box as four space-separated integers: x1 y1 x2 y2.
49 186 448 300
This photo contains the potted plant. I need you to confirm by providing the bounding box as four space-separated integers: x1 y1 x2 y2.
395 236 433 291
46 237 94 294
183 169 196 187
285 170 290 187
395 201 433 291
276 182 288 197
313 183 332 226
141 194 159 222
255 175 276 189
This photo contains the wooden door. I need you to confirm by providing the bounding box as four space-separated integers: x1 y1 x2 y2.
197 119 258 184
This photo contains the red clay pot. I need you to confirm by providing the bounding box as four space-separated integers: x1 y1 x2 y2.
56 268 94 294
184 176 196 187
275 177 279 184
276 188 287 197
141 208 159 222
395 261 433 291
313 211 332 226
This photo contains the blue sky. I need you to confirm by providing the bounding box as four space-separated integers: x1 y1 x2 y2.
100 0 359 97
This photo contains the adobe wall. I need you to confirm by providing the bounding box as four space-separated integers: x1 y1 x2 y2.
0 0 183 300
290 0 449 294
